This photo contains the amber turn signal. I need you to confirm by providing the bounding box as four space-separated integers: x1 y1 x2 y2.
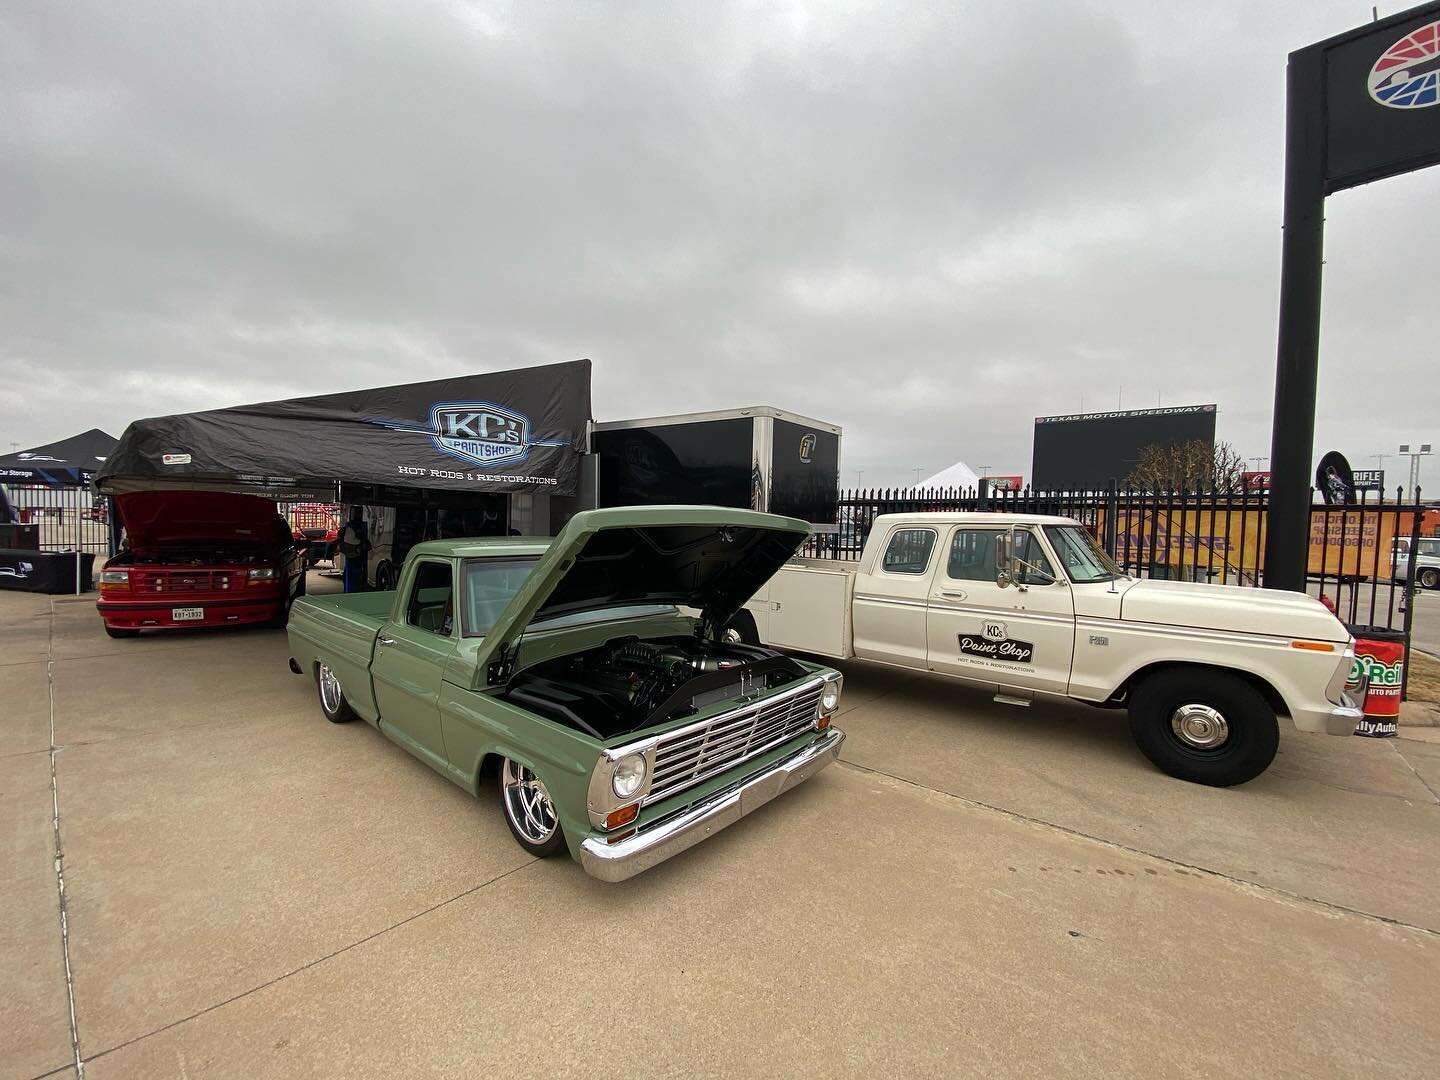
605 804 639 830
817 713 831 731
1290 641 1335 652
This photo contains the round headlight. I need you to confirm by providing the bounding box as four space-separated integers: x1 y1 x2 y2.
820 681 841 714
611 753 647 799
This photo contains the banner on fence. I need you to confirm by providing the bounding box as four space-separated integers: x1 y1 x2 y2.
1098 507 1397 579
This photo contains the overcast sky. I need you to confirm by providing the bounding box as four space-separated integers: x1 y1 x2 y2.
3 0 1436 492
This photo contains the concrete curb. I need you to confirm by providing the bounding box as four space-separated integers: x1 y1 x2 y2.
1399 701 1440 728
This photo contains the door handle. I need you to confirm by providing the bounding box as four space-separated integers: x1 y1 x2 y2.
938 589 967 600
377 635 397 647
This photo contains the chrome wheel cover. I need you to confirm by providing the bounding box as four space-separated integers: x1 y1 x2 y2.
1170 703 1229 750
721 627 744 645
502 758 558 845
318 663 343 714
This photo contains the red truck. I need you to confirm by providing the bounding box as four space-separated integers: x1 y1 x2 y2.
97 492 305 638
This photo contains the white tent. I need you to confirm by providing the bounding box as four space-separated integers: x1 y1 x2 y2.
911 461 981 492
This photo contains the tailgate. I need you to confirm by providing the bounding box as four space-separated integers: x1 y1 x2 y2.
286 593 393 722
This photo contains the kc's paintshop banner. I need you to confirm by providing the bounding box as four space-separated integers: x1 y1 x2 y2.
98 359 592 497
1302 2 1440 192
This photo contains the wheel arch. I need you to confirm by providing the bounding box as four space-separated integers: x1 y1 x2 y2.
1110 660 1288 718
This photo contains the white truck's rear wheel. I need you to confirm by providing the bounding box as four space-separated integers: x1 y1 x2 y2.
1127 669 1278 787
1419 567 1439 590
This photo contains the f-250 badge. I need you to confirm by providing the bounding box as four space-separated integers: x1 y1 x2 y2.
958 632 1034 664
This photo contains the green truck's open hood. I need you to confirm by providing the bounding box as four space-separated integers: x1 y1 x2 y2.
477 505 810 684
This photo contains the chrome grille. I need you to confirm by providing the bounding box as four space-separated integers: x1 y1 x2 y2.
645 680 824 806
129 569 239 594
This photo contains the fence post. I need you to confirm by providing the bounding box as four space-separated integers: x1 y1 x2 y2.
1401 492 1422 701
1104 479 1118 556
977 477 990 512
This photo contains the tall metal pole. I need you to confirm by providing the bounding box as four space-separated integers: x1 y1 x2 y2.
1264 47 1328 591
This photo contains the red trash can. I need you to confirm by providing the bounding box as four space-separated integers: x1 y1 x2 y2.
1344 626 1406 738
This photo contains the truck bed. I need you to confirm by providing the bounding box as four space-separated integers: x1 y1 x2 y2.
286 591 395 722
744 559 855 659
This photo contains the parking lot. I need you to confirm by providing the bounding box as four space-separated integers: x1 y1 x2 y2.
5 574 1440 1080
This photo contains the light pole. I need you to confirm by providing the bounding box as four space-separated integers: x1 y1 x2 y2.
913 467 924 487
1399 443 1432 500
855 470 864 488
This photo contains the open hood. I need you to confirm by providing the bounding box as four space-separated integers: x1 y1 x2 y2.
478 506 809 684
116 491 289 550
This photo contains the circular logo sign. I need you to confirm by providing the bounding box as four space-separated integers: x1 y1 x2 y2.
1368 19 1440 109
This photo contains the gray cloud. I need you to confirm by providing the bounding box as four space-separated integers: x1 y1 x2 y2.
2 0 1436 492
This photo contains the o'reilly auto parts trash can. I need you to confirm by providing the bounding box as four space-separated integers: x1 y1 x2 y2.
1345 626 1406 738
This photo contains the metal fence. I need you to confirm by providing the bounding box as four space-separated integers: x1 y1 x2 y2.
802 482 1426 640
1 484 113 555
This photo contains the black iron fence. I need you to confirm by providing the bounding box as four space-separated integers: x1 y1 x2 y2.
803 482 1426 640
1 484 113 556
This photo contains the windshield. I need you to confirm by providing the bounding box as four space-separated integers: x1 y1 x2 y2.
1043 525 1125 584
462 557 540 637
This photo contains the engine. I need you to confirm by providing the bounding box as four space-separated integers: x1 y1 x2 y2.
502 635 808 739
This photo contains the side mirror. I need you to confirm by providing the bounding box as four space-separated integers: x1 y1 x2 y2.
994 532 1013 589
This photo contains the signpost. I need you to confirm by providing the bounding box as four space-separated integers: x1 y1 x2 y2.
1265 3 1440 590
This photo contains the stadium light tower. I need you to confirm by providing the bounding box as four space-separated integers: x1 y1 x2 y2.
1399 443 1432 499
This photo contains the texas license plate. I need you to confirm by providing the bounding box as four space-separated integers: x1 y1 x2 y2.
171 607 204 621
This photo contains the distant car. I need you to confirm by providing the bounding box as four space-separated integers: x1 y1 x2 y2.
0 562 35 579
1393 537 1440 590
97 491 305 638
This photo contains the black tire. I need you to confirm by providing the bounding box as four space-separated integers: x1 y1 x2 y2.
375 562 396 592
104 625 140 639
498 757 567 858
315 662 357 723
721 610 760 646
1419 567 1439 590
295 569 307 598
1127 668 1278 787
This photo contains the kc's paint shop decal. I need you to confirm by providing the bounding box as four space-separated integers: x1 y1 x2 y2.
958 620 1034 664
1368 19 1440 109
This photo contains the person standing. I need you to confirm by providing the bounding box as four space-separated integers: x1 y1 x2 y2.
339 507 369 593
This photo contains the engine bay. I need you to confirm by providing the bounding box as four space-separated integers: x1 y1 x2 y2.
502 635 809 739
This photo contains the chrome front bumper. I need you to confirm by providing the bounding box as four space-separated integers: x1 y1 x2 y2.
1292 702 1366 736
579 728 845 883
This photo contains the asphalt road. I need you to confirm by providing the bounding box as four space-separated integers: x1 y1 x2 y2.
3 577 1438 1079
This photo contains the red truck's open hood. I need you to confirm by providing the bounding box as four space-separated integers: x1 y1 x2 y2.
116 491 286 551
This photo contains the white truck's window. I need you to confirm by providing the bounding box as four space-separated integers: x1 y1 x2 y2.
947 528 1056 584
1043 525 1123 583
462 557 539 637
881 529 937 574
406 560 454 635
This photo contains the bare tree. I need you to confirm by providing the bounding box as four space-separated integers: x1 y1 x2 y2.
1126 440 1247 491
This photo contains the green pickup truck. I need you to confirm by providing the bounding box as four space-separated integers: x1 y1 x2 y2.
285 506 845 882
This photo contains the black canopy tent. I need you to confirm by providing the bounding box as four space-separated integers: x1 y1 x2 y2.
0 428 117 487
97 360 593 501
0 429 117 589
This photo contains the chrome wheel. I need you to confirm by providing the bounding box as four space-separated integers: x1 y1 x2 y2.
1170 703 1229 750
502 759 558 846
721 627 744 644
318 663 343 714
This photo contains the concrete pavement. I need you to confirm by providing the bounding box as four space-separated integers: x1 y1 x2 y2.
3 577 1438 1079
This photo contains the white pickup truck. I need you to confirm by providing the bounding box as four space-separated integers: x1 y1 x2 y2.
738 512 1363 786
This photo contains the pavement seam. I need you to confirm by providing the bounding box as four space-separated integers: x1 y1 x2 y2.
1391 742 1440 804
82 858 537 1067
46 599 86 1078
836 757 1440 939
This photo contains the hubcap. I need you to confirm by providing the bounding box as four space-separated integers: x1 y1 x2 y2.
1170 703 1230 750
502 759 558 845
318 663 343 714
721 627 744 644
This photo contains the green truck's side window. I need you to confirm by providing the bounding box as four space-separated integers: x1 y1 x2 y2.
407 560 454 636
